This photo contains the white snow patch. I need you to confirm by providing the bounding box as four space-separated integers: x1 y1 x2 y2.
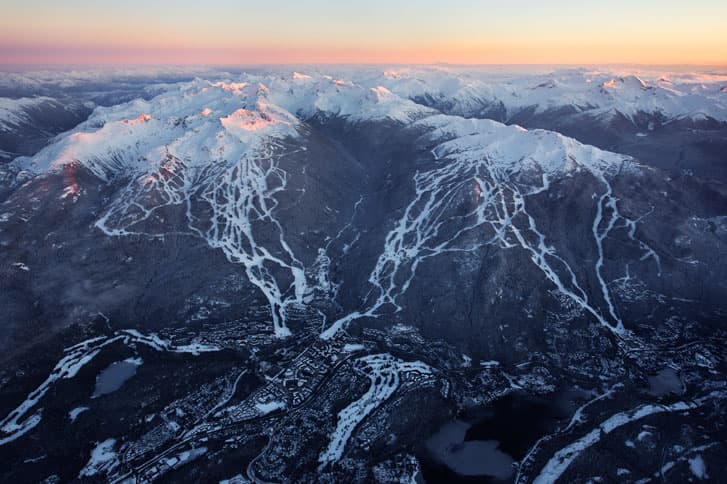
343 343 366 352
79 438 118 477
254 400 286 415
688 455 707 480
68 406 89 422
124 356 144 366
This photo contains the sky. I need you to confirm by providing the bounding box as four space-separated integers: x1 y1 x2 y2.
1 0 726 65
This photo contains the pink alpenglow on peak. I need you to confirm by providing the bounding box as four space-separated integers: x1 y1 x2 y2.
220 107 298 137
124 113 152 124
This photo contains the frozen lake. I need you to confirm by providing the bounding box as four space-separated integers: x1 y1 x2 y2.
92 358 142 398
647 368 683 396
425 420 514 480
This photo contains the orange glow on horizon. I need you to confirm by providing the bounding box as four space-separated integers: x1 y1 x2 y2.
1 41 726 66
1 1 726 67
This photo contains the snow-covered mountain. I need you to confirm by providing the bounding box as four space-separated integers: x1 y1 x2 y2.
16 73 657 340
334 67 727 181
0 96 93 163
9 69 725 346
0 97 59 132
21 74 636 182
20 76 433 179
352 67 727 123
1 69 726 483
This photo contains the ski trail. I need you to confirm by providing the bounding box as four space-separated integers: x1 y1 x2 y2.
515 383 623 483
97 145 308 338
318 354 432 467
197 149 307 338
530 390 727 484
0 331 219 446
322 129 661 339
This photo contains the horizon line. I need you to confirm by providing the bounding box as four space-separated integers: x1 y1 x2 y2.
2 62 726 69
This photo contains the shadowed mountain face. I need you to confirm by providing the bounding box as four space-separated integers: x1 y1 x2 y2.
0 97 93 163
0 69 726 483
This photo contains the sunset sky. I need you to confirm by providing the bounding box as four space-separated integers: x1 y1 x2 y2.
1 0 726 65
